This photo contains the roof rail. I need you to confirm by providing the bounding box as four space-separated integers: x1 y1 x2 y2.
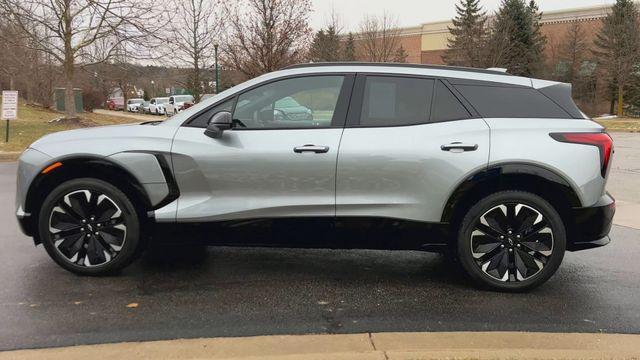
282 62 513 76
486 67 508 73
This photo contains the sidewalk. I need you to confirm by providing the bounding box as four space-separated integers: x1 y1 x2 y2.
92 109 162 122
2 332 639 359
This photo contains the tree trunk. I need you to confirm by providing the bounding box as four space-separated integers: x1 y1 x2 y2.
64 61 76 118
617 84 624 117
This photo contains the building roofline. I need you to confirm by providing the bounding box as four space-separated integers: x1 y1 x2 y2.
283 62 512 76
386 2 623 37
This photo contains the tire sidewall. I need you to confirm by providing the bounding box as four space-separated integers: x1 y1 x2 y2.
457 191 567 292
38 178 141 275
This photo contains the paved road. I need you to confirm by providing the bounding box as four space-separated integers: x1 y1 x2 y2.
1 134 639 350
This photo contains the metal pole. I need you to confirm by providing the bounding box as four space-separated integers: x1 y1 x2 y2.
214 44 220 94
5 120 8 143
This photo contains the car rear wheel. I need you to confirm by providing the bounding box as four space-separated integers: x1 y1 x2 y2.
456 191 566 291
38 178 143 275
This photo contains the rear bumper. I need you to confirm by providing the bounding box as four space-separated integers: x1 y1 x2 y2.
567 193 615 251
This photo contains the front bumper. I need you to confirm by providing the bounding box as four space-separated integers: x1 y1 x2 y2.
567 193 615 251
16 207 35 237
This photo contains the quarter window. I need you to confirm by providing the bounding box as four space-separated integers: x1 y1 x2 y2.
186 98 236 128
454 85 571 119
233 76 345 129
431 80 471 122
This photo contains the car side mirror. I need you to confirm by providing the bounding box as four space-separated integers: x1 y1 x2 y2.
204 111 233 138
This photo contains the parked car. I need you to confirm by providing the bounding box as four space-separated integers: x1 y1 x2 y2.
273 96 313 121
149 97 169 115
166 95 195 115
15 63 615 291
140 101 151 114
182 101 195 111
106 97 124 111
126 98 145 112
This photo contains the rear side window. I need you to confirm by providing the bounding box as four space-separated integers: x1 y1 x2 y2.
432 80 471 122
454 85 571 119
359 76 434 127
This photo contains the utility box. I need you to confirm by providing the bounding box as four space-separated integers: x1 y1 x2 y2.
53 88 83 113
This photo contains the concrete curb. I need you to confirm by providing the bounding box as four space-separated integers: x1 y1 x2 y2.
0 152 20 162
1 332 639 359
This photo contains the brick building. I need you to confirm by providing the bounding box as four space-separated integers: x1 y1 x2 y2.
355 5 618 115
387 5 611 66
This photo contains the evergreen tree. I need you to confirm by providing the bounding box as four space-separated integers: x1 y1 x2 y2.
343 32 357 61
309 25 341 62
393 45 408 63
594 0 640 116
527 1 546 75
443 0 487 67
490 0 546 76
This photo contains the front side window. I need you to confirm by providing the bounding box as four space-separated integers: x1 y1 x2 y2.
233 76 345 129
359 76 434 127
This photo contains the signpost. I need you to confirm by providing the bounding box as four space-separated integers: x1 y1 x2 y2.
1 91 18 143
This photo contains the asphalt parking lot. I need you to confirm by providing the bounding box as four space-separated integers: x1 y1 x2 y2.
0 133 639 350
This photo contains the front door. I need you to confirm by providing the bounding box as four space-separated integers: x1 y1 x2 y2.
171 74 354 222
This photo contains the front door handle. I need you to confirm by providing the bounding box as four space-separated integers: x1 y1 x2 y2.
293 145 330 154
441 142 479 152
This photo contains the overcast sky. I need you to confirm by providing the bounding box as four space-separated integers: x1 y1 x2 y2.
310 0 617 31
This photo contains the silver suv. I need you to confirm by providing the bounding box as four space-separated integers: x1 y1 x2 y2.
15 63 615 291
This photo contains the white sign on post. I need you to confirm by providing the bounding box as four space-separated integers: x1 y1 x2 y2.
1 91 18 120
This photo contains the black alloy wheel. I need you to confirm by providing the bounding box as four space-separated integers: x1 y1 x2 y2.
471 203 552 282
39 178 142 275
457 191 566 291
49 189 126 267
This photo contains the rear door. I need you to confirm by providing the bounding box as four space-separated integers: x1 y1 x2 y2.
336 75 490 223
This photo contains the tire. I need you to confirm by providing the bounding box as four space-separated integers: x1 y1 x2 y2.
456 191 566 292
38 178 143 275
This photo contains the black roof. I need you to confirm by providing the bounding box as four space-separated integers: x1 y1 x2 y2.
283 62 511 76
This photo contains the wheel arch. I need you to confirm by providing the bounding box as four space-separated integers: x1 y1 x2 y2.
441 162 583 228
24 155 154 244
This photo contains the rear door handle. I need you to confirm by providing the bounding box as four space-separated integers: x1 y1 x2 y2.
293 145 330 154
441 142 478 152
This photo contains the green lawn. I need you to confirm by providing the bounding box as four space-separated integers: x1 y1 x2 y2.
0 101 137 158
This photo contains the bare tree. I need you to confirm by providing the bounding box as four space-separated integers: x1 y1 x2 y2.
0 21 24 90
166 0 220 102
308 7 344 63
594 0 640 116
221 0 313 80
559 20 588 83
0 0 167 119
357 13 403 62
481 15 516 69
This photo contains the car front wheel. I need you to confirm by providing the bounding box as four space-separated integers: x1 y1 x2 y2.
38 178 143 275
456 191 566 291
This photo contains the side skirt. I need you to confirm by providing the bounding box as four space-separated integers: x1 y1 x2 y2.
152 217 451 252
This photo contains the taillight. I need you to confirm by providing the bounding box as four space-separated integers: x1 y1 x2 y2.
550 132 613 178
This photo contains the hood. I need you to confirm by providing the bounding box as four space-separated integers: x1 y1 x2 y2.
29 122 178 159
